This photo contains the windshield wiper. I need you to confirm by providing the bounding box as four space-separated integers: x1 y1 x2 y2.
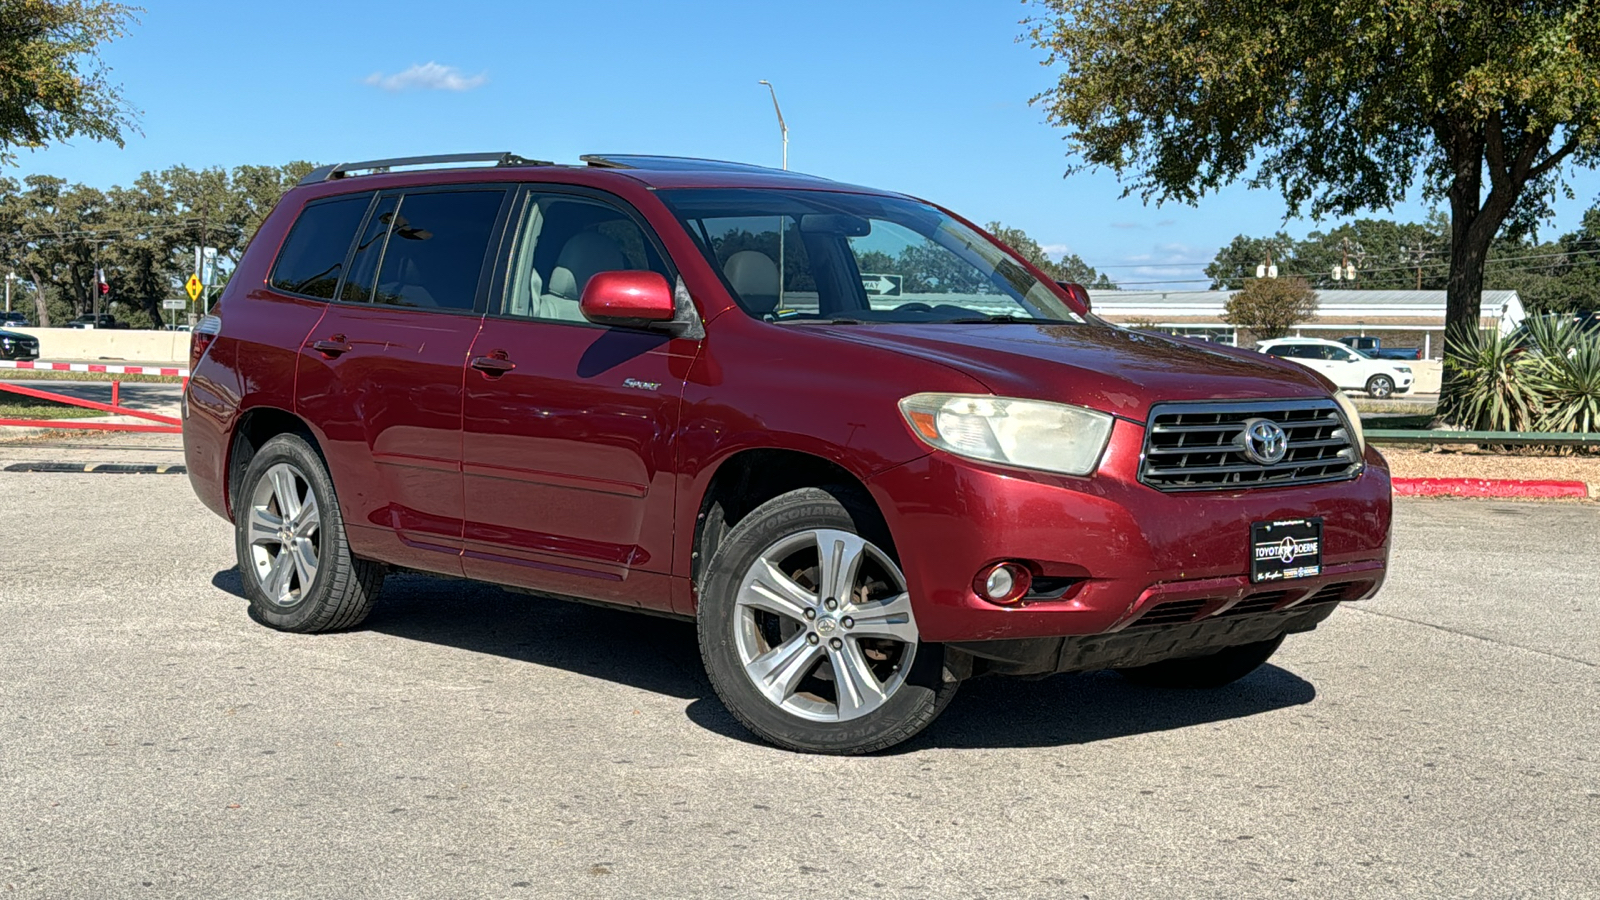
939 314 1058 324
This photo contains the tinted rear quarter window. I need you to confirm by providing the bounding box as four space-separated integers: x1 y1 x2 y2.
269 194 372 299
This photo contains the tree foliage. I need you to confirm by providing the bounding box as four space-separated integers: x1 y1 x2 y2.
1223 277 1319 340
0 0 139 164
1205 201 1600 313
984 221 1115 288
1029 0 1600 407
0 161 313 326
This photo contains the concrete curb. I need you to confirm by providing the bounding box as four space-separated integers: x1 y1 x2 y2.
1392 477 1592 499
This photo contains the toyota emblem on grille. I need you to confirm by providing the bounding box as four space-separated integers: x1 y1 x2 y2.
1240 418 1289 465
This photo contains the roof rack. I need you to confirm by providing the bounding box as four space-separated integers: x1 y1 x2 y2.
579 154 787 173
298 152 554 186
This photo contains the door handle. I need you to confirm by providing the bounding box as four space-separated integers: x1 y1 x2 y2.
470 353 516 375
311 334 351 357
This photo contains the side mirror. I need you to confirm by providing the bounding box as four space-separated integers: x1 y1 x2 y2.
1055 281 1091 313
580 271 676 326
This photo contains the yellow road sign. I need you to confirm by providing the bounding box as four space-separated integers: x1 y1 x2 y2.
185 274 202 301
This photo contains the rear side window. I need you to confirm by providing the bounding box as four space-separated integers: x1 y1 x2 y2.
371 191 504 311
269 194 372 299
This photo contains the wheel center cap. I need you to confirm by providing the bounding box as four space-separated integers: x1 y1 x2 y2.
814 616 838 636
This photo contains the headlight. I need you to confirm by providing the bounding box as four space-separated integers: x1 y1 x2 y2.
1396 366 1412 373
1332 391 1367 456
898 393 1114 476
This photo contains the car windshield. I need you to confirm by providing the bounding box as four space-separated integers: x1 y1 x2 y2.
660 188 1085 325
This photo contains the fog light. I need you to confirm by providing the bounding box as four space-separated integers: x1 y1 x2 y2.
974 562 1032 606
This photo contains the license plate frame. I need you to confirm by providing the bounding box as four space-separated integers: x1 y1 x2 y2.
1250 517 1323 583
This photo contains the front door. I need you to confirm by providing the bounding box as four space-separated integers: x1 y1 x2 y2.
296 187 510 574
460 189 697 609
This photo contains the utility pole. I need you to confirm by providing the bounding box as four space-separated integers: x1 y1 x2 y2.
1329 237 1362 283
1255 245 1279 279
1400 243 1435 291
4 271 16 315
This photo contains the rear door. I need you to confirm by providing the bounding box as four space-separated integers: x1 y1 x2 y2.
459 187 698 610
296 186 512 574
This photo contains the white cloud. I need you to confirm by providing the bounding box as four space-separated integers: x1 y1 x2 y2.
364 62 487 93
1039 243 1074 258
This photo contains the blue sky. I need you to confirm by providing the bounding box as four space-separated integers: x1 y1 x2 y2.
12 0 1600 288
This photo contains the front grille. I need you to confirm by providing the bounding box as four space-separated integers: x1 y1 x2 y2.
1217 591 1289 618
1140 399 1361 491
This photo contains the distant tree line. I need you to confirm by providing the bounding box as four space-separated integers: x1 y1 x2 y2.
1205 202 1600 315
0 162 313 326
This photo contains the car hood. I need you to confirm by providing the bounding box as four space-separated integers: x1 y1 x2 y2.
0 329 33 340
809 322 1335 419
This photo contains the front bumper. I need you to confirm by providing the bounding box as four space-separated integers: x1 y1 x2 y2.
948 601 1340 677
866 418 1392 644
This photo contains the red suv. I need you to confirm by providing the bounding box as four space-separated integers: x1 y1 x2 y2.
183 153 1392 753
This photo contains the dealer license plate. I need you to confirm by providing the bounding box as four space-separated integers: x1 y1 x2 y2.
1251 518 1323 583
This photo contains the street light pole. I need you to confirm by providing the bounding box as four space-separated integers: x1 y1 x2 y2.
4 271 16 315
758 80 789 309
758 80 788 170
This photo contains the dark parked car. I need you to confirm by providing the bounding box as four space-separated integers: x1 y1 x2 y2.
67 314 126 329
0 328 40 360
0 311 28 328
183 152 1393 753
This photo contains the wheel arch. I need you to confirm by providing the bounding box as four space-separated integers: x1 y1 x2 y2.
226 406 323 520
690 447 895 590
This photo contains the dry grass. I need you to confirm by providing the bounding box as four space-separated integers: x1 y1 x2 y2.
0 369 180 384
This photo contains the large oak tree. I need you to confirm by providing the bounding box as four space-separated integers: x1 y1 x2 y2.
1 0 138 164
1029 0 1600 406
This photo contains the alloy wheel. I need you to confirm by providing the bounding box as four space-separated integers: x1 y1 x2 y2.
245 462 321 606
733 528 918 722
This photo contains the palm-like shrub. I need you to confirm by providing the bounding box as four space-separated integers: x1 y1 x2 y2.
1527 330 1600 434
1439 326 1541 431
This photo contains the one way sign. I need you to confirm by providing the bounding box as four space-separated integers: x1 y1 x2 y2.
861 273 903 297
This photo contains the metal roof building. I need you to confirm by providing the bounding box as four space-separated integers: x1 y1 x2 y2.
1083 289 1524 358
1085 289 1524 332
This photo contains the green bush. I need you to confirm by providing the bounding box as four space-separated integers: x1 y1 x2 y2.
1525 321 1600 433
1442 320 1600 433
1439 327 1541 431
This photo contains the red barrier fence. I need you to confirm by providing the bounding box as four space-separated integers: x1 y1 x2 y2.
0 379 182 434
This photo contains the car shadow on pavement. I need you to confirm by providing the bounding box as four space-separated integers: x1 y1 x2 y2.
213 569 710 701
212 568 1317 751
684 663 1316 752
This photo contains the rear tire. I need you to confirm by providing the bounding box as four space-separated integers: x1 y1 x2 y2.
697 487 958 754
1116 636 1284 689
234 433 383 633
1365 374 1395 399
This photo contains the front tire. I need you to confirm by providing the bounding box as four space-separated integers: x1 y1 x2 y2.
234 433 383 633
1116 636 1284 689
697 487 957 754
1365 374 1395 398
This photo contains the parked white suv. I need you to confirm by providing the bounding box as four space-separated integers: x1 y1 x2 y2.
1256 337 1413 398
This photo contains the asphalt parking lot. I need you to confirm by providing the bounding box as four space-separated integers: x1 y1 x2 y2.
1 468 1596 899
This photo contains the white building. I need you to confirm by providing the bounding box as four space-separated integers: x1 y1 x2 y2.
1085 289 1525 358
